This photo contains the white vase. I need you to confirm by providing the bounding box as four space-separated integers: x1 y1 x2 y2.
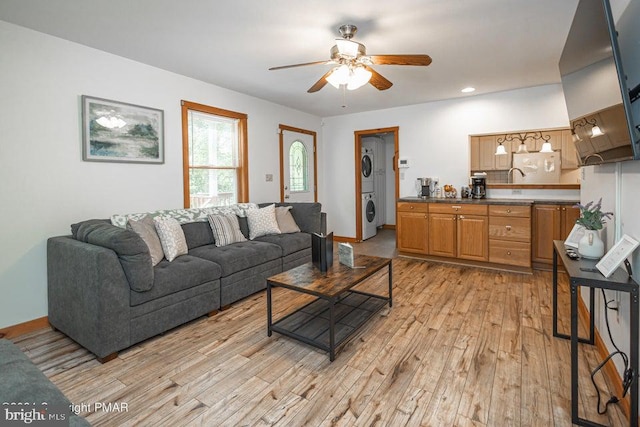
578 229 605 259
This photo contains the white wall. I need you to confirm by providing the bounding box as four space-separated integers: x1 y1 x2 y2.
321 84 570 237
0 21 321 328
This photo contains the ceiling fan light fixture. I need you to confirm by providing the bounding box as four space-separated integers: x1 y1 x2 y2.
326 65 350 88
347 66 372 90
335 39 361 58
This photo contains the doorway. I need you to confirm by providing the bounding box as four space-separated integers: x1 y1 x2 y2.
354 127 399 242
279 124 317 202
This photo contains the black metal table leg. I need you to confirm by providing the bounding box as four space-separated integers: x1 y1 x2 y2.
388 262 393 307
553 248 559 337
329 297 336 362
571 281 580 426
267 281 273 337
631 287 639 427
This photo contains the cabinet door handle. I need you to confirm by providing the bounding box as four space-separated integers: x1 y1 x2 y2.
507 209 511 213
459 215 465 219
562 207 566 211
507 251 512 256
410 205 414 209
505 225 512 231
452 206 461 210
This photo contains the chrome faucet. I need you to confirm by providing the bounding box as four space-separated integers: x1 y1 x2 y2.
507 167 525 183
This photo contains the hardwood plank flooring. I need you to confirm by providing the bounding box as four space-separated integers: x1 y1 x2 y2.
10 230 628 426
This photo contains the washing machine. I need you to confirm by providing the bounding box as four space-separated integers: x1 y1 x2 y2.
362 192 377 240
361 147 374 193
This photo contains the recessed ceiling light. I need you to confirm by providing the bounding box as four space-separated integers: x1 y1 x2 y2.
461 87 476 93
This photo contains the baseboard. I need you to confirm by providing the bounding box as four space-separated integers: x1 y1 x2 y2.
0 316 50 339
333 235 357 243
381 224 396 230
577 298 632 421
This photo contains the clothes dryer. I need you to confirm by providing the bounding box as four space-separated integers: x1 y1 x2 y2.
362 192 377 240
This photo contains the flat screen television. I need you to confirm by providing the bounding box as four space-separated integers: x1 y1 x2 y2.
559 0 640 166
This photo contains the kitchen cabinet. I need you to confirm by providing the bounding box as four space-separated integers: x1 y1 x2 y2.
429 203 488 261
561 129 579 169
488 205 532 267
470 137 480 171
478 135 511 171
532 203 580 266
397 202 429 254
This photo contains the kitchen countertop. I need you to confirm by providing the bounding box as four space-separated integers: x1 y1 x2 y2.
397 197 579 205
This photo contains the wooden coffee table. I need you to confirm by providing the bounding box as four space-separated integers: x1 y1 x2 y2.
266 254 392 361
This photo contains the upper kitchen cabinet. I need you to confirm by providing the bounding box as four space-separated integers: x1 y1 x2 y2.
473 135 511 171
561 129 579 169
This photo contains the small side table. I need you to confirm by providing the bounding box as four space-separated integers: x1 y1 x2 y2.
552 240 639 427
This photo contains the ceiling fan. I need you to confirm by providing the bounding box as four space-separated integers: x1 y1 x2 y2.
269 24 432 93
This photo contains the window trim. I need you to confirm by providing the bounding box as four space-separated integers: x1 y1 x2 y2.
181 100 249 208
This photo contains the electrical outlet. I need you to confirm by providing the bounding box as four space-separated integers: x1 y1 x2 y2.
265 174 273 182
512 189 522 195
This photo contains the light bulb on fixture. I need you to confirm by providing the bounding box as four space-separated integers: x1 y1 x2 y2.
516 142 529 154
540 141 554 153
591 125 604 137
495 143 507 155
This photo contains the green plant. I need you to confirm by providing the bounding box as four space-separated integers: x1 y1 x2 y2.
574 198 613 230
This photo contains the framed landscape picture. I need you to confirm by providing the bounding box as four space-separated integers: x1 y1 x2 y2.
82 95 164 164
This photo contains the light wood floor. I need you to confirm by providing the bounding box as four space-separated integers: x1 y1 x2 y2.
11 230 628 426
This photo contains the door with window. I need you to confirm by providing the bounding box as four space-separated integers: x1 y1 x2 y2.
280 125 317 202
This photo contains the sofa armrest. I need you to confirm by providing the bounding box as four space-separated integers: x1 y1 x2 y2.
47 236 130 359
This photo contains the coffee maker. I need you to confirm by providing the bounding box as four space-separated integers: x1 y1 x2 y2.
470 176 486 199
417 178 432 198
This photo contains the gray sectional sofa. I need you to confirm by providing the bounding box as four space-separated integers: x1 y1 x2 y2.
47 202 324 362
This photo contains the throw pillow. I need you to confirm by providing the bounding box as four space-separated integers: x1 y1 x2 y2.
153 218 188 262
127 216 164 266
208 213 247 247
247 204 281 239
275 206 301 233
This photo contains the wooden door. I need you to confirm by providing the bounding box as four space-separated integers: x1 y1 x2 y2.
561 204 580 238
397 211 429 254
457 215 489 261
561 129 579 169
532 204 562 264
429 213 456 257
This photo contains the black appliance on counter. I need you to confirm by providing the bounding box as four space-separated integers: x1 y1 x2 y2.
470 176 486 199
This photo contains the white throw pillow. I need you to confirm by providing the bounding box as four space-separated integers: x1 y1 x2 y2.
208 213 247 247
247 204 281 239
153 218 188 262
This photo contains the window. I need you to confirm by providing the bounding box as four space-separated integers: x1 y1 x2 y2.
181 101 248 208
289 140 308 192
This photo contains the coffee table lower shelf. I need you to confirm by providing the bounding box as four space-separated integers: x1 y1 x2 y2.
270 291 387 361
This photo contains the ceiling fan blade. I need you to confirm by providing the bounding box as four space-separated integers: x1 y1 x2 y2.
369 54 432 66
307 70 334 93
269 60 329 71
365 66 393 91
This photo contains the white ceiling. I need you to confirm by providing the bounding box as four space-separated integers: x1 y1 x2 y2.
0 0 579 117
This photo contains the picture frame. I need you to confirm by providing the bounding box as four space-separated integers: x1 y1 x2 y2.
564 223 586 249
596 234 640 278
82 95 164 164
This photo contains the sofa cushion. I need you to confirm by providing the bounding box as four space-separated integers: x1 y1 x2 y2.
74 221 153 292
247 204 281 239
275 206 301 233
127 216 164 266
154 218 188 262
255 232 311 257
131 255 222 306
182 221 215 250
208 213 247 247
188 241 281 277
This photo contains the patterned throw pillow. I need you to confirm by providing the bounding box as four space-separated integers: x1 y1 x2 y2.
247 204 281 239
153 218 188 262
275 206 301 233
208 214 247 247
127 216 165 266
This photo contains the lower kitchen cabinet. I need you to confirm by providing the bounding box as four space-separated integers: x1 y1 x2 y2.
488 205 531 267
428 204 488 261
397 202 429 254
532 203 580 266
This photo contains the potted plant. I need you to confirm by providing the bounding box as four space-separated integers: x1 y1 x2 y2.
574 198 613 259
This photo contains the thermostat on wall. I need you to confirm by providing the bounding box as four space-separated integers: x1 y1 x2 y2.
398 158 410 168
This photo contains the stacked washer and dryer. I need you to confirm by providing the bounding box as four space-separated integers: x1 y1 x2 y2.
361 143 378 240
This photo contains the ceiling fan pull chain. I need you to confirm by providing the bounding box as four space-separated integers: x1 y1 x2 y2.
341 85 347 108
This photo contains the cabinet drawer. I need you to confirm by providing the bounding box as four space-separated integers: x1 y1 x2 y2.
489 240 531 267
489 205 531 218
397 202 429 213
429 203 487 216
489 217 531 242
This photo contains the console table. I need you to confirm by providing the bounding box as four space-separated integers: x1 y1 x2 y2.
553 240 639 427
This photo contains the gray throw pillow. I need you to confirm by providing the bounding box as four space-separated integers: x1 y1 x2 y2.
208 213 247 247
275 206 301 233
127 216 164 266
